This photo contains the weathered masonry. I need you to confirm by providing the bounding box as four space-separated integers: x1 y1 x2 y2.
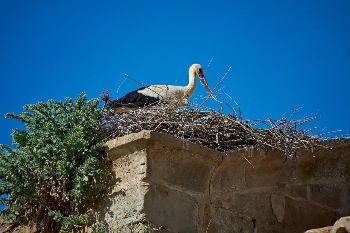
89 130 350 233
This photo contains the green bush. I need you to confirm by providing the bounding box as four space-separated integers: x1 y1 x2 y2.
0 93 109 232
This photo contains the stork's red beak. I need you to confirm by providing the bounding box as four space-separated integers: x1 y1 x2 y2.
198 73 213 94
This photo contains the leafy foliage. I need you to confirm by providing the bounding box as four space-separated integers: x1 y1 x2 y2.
0 93 109 232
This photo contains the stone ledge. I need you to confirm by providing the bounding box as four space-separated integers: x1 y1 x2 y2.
106 130 223 161
101 130 350 232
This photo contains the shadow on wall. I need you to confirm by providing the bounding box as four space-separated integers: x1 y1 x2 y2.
87 157 124 231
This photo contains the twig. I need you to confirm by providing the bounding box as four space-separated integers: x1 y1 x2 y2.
124 73 145 87
116 77 128 98
201 66 232 106
123 74 166 100
206 57 214 73
213 66 232 92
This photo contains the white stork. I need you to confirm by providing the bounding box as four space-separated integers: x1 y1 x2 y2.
107 64 212 110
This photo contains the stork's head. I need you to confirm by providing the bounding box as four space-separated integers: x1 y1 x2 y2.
189 64 213 94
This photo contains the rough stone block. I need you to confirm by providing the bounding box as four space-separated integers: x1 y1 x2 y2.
205 206 254 233
279 184 308 200
244 154 296 189
309 182 350 214
211 191 277 224
144 184 199 233
303 148 350 180
112 150 147 184
104 180 148 229
281 196 339 232
147 141 219 194
210 159 247 193
95 149 149 230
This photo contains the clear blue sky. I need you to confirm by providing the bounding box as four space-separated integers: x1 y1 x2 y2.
1 0 349 145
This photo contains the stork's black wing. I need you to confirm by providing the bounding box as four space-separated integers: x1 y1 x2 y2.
107 86 160 109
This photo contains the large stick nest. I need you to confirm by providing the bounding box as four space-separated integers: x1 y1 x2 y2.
101 99 320 160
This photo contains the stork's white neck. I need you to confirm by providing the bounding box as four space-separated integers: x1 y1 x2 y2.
185 68 197 97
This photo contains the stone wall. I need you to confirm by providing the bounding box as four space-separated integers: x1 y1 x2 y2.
89 130 350 233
